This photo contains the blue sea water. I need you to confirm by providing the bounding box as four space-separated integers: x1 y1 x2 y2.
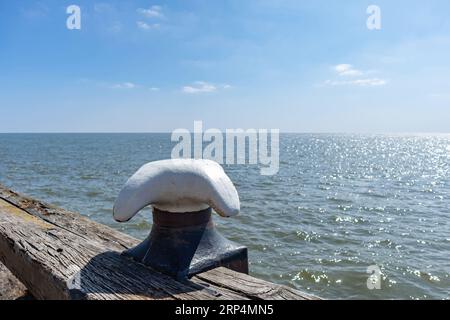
0 133 449 299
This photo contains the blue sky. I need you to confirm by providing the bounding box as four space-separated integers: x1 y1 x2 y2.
1 0 450 133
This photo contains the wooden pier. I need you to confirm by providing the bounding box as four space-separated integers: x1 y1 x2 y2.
0 184 317 300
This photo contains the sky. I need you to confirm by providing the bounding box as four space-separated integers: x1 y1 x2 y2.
1 0 450 133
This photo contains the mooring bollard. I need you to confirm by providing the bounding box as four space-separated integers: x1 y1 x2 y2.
113 159 248 280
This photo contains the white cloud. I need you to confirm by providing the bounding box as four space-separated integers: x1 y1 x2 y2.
136 6 164 31
110 82 137 89
352 78 387 86
137 6 164 18
324 78 387 87
181 82 233 94
79 79 140 89
182 81 217 94
149 87 160 91
137 21 160 30
334 64 363 76
181 81 233 94
323 64 387 87
334 64 352 73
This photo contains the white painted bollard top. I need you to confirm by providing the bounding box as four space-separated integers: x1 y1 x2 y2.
113 159 240 222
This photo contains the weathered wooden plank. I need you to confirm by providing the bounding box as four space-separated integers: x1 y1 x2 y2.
0 262 30 300
0 185 137 250
0 198 244 300
0 184 316 300
194 267 318 300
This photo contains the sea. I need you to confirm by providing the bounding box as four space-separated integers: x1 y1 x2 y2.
0 133 448 299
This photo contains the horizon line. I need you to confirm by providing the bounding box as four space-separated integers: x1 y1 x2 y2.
1 131 450 135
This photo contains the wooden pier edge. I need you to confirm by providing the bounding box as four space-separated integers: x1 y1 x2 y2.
0 184 318 300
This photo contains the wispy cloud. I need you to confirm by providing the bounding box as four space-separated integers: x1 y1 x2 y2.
137 21 160 30
78 79 140 89
80 79 164 91
334 64 363 76
137 5 164 19
182 81 217 94
324 78 387 87
323 64 387 87
109 82 138 89
182 81 231 94
136 5 165 31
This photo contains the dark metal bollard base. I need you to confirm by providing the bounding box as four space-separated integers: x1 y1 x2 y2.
122 207 248 280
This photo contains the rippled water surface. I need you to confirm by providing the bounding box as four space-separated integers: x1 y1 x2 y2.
0 133 449 299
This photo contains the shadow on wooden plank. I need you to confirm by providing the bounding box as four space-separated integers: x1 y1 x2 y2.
71 251 223 300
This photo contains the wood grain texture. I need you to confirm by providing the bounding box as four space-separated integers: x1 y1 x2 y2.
0 185 138 250
194 267 319 300
0 262 30 300
0 184 316 300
